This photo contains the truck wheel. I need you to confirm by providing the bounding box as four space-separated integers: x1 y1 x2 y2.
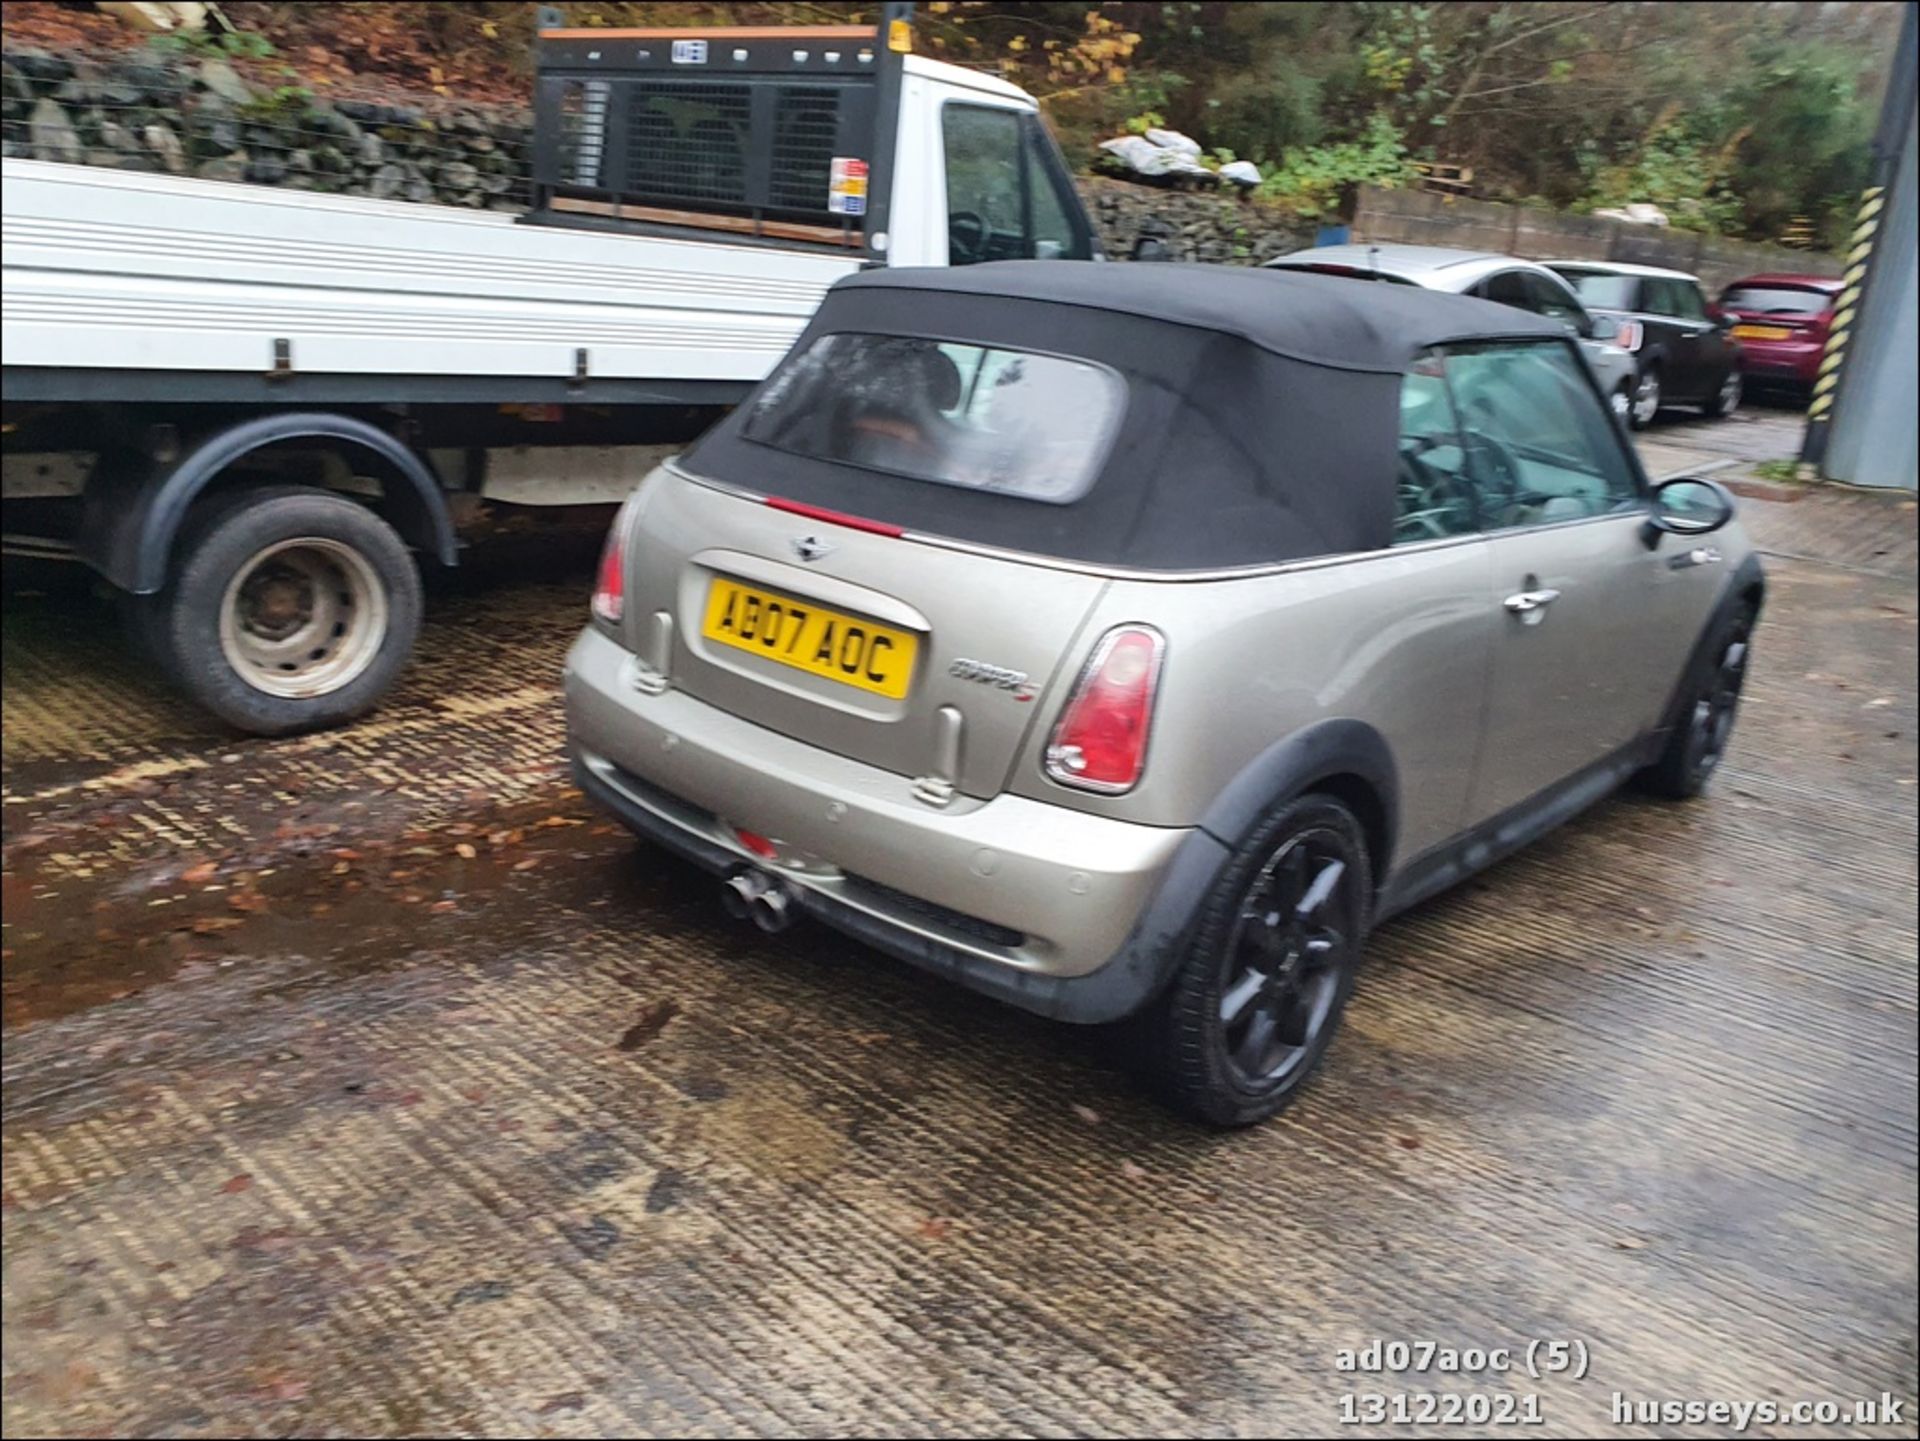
159 485 422 735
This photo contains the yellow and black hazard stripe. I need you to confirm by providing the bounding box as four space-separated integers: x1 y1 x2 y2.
1801 182 1886 464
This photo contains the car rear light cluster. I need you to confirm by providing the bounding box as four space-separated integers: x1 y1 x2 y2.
1045 625 1165 793
591 516 626 627
1614 320 1644 352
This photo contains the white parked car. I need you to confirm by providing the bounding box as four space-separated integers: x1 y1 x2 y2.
1264 244 1641 425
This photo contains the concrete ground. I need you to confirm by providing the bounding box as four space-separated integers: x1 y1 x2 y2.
2 411 1916 1438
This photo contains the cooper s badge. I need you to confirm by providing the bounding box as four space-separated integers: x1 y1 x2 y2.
950 657 1037 702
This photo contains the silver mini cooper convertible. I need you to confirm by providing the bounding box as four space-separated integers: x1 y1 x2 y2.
565 263 1760 1126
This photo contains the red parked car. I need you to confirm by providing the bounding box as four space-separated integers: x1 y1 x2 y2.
1718 274 1842 393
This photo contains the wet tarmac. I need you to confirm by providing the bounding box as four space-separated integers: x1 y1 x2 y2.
3 436 1916 1436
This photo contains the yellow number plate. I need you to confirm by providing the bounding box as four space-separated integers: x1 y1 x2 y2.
700 579 918 699
1733 324 1792 340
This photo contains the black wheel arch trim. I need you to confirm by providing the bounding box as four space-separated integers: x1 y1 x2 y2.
1652 549 1765 745
77 412 459 595
1194 718 1399 879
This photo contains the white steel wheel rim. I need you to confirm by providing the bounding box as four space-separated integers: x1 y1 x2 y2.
1633 371 1661 425
1611 385 1632 423
219 537 388 699
1719 371 1741 414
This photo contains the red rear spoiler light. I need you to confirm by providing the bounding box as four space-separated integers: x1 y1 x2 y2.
765 497 905 538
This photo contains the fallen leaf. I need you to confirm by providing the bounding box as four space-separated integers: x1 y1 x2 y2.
227 891 268 914
618 1000 682 1051
181 861 219 884
1119 1159 1149 1182
1611 1236 1648 1250
220 1174 253 1195
455 843 477 859
430 899 458 913
1070 1103 1102 1125
513 857 539 871
916 1216 954 1240
191 916 243 935
1397 1135 1422 1150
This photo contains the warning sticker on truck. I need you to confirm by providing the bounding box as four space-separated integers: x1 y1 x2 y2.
829 157 869 216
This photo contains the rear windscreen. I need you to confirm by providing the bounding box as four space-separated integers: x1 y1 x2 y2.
1721 286 1832 316
742 332 1123 504
1558 271 1637 309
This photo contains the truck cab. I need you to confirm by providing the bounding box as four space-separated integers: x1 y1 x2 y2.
524 10 1099 270
2 5 1101 737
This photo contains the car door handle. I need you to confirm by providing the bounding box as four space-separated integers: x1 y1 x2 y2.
1667 545 1723 570
1503 588 1562 614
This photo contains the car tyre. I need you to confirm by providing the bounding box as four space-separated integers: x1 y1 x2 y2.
1148 794 1371 1127
156 485 422 736
1702 367 1742 419
1641 602 1755 799
1628 365 1662 430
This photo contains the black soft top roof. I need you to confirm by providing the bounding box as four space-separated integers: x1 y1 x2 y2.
840 261 1568 371
686 261 1590 572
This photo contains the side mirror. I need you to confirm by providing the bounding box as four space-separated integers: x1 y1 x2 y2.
1715 313 1737 331
1642 476 1736 548
1588 313 1620 342
1130 235 1172 263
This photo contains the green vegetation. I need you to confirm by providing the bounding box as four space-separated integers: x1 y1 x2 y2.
150 28 278 61
155 1 1896 246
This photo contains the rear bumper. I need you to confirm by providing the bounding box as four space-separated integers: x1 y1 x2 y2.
1737 338 1823 383
564 626 1219 1023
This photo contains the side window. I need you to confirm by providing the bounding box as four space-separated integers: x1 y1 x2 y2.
1523 271 1586 331
942 104 1025 265
1481 270 1533 310
1673 281 1708 321
1641 278 1681 318
1395 351 1478 544
1024 123 1090 260
1443 341 1640 531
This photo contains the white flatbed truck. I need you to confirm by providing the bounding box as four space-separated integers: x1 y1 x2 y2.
1 3 1100 732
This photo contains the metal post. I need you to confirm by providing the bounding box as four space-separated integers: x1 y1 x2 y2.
1803 1 1917 471
863 2 915 266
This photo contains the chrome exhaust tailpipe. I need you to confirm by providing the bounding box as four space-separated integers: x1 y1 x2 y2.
722 868 796 933
750 884 793 934
721 869 767 921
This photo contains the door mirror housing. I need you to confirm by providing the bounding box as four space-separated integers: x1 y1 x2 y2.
1588 312 1620 342
1131 234 1172 262
1715 312 1737 331
1642 476 1736 547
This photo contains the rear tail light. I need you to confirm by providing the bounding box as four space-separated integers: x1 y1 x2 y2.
1614 320 1644 352
1045 625 1165 793
591 517 625 627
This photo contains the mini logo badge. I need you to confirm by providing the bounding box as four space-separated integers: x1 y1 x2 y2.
790 535 834 562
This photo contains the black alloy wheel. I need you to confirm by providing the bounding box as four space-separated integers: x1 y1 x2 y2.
1151 794 1371 1127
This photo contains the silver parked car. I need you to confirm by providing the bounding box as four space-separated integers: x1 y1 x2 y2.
565 263 1761 1126
1263 243 1642 425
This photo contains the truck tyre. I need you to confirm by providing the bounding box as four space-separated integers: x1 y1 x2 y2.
157 485 422 736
